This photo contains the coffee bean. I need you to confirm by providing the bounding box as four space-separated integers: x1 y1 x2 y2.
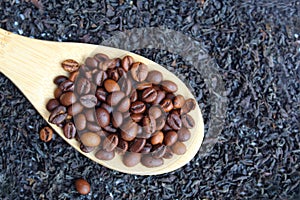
94 53 109 63
143 115 156 134
104 79 120 92
60 92 77 107
94 70 107 86
181 114 195 129
103 124 117 133
117 68 127 79
163 147 173 159
120 120 138 141
160 98 174 112
140 143 152 154
142 87 157 103
136 82 152 90
107 69 119 81
54 87 63 99
112 111 123 128
148 106 162 119
75 78 90 95
75 178 90 195
80 132 101 147
121 55 134 72
119 78 132 96
141 154 164 168
116 138 128 155
107 91 125 106
123 111 131 119
162 123 172 132
85 57 98 68
80 94 97 108
173 95 185 109
181 98 196 114
166 93 175 100
130 90 138 102
39 126 53 142
117 97 130 113
86 123 102 133
46 98 60 111
49 106 67 125
59 80 74 92
171 141 186 155
62 59 79 72
95 88 107 102
130 113 143 122
131 62 148 82
103 134 118 152
156 115 166 131
161 80 178 93
80 143 95 153
100 103 113 113
146 70 163 84
167 113 182 130
95 149 115 160
96 108 110 127
84 70 93 81
122 152 141 167
177 127 191 142
69 71 79 82
74 113 86 131
130 101 146 114
67 102 83 116
153 90 166 105
99 59 116 71
129 138 146 153
63 122 76 139
152 144 166 158
150 131 164 145
54 75 68 85
164 131 178 146
85 109 96 122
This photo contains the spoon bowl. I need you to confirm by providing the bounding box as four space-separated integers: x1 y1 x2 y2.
0 28 204 175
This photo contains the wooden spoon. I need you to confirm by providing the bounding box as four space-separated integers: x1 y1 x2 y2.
0 28 204 175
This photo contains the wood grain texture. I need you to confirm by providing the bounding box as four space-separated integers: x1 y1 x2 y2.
0 28 204 175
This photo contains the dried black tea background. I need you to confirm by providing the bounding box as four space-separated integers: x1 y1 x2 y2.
0 0 300 199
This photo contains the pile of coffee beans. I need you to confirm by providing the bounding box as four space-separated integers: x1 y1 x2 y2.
46 53 196 168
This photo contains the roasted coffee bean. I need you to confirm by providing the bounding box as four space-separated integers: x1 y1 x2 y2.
171 141 186 155
117 97 130 113
164 131 178 146
121 55 134 72
123 152 141 167
85 109 96 122
85 57 98 68
148 106 162 119
123 111 131 119
39 127 53 142
130 90 138 102
160 98 174 112
104 79 120 92
62 59 79 72
181 98 196 114
143 115 156 134
101 103 113 113
95 88 107 102
161 80 178 93
152 144 166 158
116 138 128 155
80 143 95 153
119 78 132 96
153 90 165 105
63 122 76 139
69 71 79 82
177 127 191 142
166 93 175 100
107 69 119 82
181 114 195 129
95 149 115 160
131 62 148 82
60 92 76 107
80 94 97 108
150 131 164 145
130 101 146 114
107 91 125 106
46 98 60 111
162 123 172 132
54 75 68 85
103 124 117 133
129 138 146 153
59 80 74 92
167 113 182 130
54 87 63 99
173 95 185 109
146 70 163 84
84 70 93 81
112 111 123 128
142 87 157 103
170 109 180 116
117 68 127 79
163 147 173 159
68 102 83 116
49 106 67 125
94 70 107 86
86 123 102 133
75 178 90 195
96 108 110 127
94 53 109 63
130 113 143 122
141 155 164 168
80 132 101 147
103 134 118 152
136 82 152 90
74 113 86 131
120 121 138 141
156 115 166 131
75 78 90 95
140 143 152 154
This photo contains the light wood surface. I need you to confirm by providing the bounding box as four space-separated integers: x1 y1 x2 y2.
0 28 204 175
